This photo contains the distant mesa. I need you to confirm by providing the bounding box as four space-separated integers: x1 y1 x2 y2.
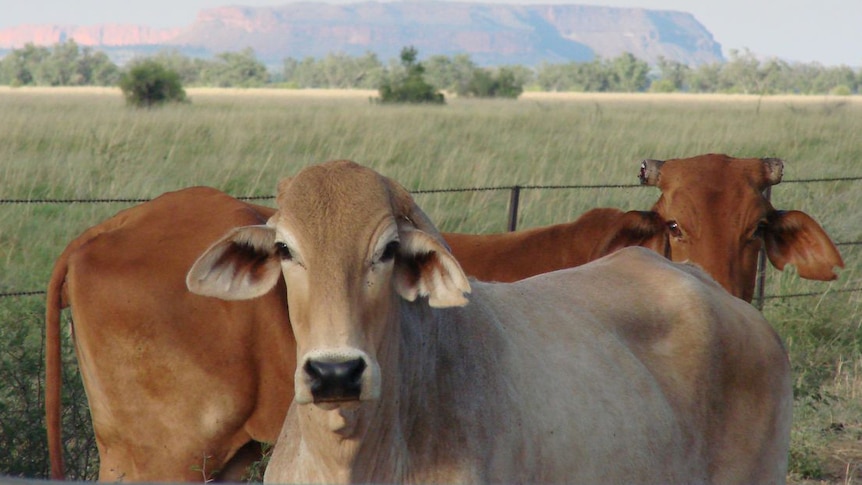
0 2 724 66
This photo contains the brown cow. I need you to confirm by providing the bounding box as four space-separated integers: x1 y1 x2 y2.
46 187 296 481
46 188 655 480
639 153 844 302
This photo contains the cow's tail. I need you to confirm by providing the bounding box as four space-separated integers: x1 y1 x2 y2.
45 241 69 479
45 222 108 480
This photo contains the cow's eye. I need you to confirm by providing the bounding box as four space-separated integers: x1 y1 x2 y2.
380 241 399 263
667 221 683 238
751 221 768 241
275 242 293 261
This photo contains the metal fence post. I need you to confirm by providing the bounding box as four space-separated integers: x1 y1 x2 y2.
507 185 521 232
754 186 771 311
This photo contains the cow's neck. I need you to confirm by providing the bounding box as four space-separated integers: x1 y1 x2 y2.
392 297 514 483
351 321 408 483
294 308 408 484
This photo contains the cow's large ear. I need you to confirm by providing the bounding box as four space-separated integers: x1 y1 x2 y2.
383 173 470 307
764 210 844 280
590 209 669 259
186 225 282 300
393 226 471 308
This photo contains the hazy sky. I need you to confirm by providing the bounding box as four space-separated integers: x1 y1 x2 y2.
1 0 860 66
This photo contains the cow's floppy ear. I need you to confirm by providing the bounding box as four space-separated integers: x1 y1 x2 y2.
592 210 669 259
393 226 471 308
383 173 470 307
764 210 844 281
186 225 282 300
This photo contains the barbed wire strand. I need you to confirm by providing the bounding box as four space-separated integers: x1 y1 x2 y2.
2 175 860 301
1 290 47 298
3 286 860 301
3 175 861 205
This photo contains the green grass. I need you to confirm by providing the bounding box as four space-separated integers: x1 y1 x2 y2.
1 87 860 482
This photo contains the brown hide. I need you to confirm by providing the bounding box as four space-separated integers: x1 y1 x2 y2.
45 187 295 481
446 208 667 282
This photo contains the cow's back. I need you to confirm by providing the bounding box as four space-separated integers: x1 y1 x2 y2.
59 187 294 481
445 208 667 283
499 247 791 483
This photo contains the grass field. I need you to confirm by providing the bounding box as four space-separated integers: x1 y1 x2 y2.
1 87 860 482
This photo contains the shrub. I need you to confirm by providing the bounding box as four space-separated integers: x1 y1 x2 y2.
829 84 852 96
458 67 523 98
0 302 97 479
118 60 187 108
648 78 678 93
377 47 445 105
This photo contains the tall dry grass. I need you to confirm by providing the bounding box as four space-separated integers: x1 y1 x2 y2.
0 87 860 481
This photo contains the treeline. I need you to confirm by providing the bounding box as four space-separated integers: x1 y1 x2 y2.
1 40 861 95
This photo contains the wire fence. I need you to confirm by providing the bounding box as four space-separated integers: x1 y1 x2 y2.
2 176 860 309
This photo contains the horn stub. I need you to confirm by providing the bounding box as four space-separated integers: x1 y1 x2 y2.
761 157 784 186
639 159 664 186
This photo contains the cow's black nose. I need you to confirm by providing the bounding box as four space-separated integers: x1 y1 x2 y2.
305 358 366 402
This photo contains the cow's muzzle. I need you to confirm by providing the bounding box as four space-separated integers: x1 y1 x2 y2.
305 358 366 403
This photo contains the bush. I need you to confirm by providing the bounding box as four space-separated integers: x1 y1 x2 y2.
648 78 678 93
118 60 187 108
0 301 97 479
829 84 852 96
377 47 445 105
458 67 523 98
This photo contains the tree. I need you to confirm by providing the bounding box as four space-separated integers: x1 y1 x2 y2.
43 39 80 85
686 62 724 93
501 65 535 91
317 52 384 88
352 52 386 89
651 56 690 92
424 54 478 93
77 48 121 86
535 62 576 91
0 43 49 86
0 41 120 87
377 46 444 104
283 56 325 88
817 65 859 94
149 49 207 85
119 60 187 107
609 53 649 92
720 48 763 94
200 48 268 87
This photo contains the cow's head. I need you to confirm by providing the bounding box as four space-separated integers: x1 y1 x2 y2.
187 160 470 409
639 153 843 302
